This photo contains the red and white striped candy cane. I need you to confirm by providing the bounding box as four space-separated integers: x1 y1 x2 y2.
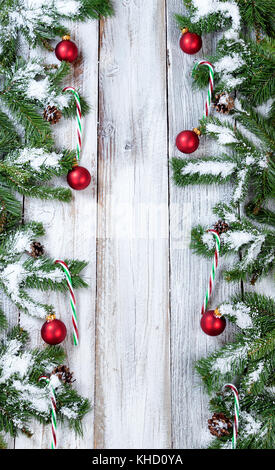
55 259 78 346
39 375 57 449
63 86 82 163
224 384 240 449
194 60 214 119
201 229 221 316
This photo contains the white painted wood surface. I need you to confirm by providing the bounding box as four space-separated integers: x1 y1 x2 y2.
94 0 170 449
166 1 240 449
15 21 99 449
4 0 272 449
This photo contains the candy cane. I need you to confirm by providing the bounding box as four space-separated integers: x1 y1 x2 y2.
224 384 240 449
63 86 82 163
201 229 221 316
39 376 57 449
194 61 214 119
55 259 78 346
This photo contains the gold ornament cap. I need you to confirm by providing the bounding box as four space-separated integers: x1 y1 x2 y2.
46 313 56 322
193 127 201 136
62 35 71 41
181 28 189 34
214 308 222 318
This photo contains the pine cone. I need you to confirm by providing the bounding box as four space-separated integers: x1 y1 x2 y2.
208 412 232 437
51 365 75 385
43 105 62 124
22 427 33 438
250 273 259 285
29 241 45 258
213 219 230 235
213 92 234 114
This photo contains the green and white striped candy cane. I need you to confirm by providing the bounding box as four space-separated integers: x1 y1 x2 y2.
201 229 221 316
55 259 78 346
224 383 240 449
39 375 57 449
194 60 214 120
63 86 82 163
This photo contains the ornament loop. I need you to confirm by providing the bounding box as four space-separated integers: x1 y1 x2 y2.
192 127 201 136
72 157 78 167
214 307 222 318
46 313 56 322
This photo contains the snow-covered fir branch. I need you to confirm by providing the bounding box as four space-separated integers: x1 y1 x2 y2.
0 0 112 63
173 113 272 206
196 292 275 448
175 0 275 450
0 327 90 437
0 0 112 447
190 203 275 283
0 223 88 318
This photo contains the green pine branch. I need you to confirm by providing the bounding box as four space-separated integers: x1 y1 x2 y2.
0 1 113 65
0 327 90 437
245 205 275 227
0 0 111 446
196 293 275 449
1 92 52 148
236 0 275 37
172 155 236 186
174 1 275 450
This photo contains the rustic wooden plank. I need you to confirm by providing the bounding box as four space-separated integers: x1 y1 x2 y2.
15 20 98 449
94 0 171 449
166 1 239 449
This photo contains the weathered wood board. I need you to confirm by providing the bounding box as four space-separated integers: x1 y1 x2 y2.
15 21 98 449
166 1 239 449
4 0 272 449
94 0 171 449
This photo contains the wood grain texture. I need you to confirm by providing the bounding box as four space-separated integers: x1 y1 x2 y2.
94 0 171 449
4 0 271 450
166 1 239 449
14 20 99 449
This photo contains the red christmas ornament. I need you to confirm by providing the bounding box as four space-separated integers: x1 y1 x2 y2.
176 129 200 154
67 165 91 190
200 309 226 336
41 314 67 345
180 28 202 55
55 35 78 63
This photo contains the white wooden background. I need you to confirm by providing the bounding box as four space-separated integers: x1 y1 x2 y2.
4 0 272 449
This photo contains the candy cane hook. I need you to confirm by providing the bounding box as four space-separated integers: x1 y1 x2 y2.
201 229 221 316
39 376 57 449
194 60 214 120
224 384 240 449
55 259 78 346
63 86 82 163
